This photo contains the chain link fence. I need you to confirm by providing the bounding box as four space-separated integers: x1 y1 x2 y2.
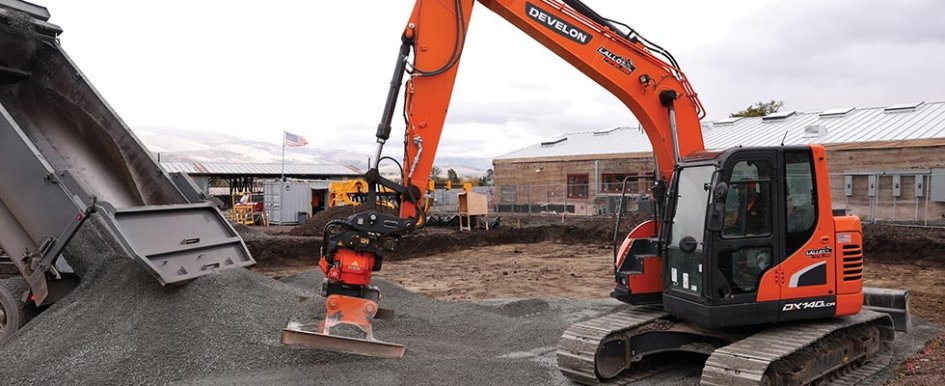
427 184 654 217
831 170 945 228
429 172 945 229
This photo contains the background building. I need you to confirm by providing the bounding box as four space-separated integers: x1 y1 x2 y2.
493 101 945 225
163 162 362 224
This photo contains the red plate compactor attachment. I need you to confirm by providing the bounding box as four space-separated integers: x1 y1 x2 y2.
281 211 413 359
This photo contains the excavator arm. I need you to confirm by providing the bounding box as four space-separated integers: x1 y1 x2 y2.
282 0 707 359
380 0 706 220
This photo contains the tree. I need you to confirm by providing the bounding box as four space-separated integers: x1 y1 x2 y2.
477 169 494 186
209 176 228 188
430 165 442 181
447 168 461 184
730 100 784 118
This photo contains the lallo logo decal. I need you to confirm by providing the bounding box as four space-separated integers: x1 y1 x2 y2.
805 247 832 257
597 47 636 75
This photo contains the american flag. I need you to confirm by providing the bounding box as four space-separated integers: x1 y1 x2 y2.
284 131 308 147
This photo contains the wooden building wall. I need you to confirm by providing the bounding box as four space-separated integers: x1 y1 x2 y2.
825 144 945 223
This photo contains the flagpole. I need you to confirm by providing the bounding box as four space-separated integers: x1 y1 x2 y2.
281 131 286 182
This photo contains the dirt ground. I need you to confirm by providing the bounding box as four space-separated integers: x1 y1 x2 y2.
889 334 945 386
865 264 945 327
375 244 945 321
386 243 945 386
866 265 945 385
376 242 615 301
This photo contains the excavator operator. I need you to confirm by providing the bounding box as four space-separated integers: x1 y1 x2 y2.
724 180 769 237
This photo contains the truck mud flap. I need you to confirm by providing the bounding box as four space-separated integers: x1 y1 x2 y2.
97 202 254 285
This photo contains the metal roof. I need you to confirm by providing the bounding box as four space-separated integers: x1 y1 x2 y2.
495 101 945 160
162 162 362 176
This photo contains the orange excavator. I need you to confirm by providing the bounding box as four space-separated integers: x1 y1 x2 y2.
282 1 910 384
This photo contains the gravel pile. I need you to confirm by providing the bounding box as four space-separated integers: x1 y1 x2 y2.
0 216 334 385
0 215 621 386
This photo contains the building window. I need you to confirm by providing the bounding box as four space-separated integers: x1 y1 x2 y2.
601 173 638 194
567 174 589 198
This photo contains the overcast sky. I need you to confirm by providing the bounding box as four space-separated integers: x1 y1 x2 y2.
42 0 945 159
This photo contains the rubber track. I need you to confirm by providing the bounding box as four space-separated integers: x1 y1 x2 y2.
701 310 894 386
556 307 668 385
826 355 891 386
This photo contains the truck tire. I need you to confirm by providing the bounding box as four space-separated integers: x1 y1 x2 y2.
0 277 32 343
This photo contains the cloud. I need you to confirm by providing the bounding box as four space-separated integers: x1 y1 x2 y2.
757 0 945 48
686 0 945 119
45 0 944 161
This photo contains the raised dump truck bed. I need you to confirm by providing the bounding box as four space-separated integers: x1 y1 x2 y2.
0 1 254 339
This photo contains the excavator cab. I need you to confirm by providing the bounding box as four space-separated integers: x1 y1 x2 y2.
615 145 864 329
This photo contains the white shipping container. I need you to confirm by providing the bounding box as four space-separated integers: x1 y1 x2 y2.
264 181 313 225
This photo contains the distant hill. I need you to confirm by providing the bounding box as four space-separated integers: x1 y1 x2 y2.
135 127 491 178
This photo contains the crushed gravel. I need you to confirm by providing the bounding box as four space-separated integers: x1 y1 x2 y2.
0 215 619 386
0 216 332 385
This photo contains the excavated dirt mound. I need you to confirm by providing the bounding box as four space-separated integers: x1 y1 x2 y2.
243 235 321 267
389 222 622 260
251 215 945 272
289 206 363 236
234 224 320 268
231 224 267 241
246 213 654 263
863 224 945 267
289 206 398 237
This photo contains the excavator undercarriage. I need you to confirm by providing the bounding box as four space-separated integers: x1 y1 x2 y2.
558 306 902 386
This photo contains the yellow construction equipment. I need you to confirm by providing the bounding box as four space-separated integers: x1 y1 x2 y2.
328 180 396 208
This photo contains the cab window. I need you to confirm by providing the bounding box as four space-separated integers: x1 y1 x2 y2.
785 151 818 254
723 160 773 238
719 247 774 294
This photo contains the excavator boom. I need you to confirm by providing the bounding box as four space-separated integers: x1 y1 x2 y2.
388 0 705 219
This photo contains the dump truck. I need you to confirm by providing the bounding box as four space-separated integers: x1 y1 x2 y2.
0 1 254 340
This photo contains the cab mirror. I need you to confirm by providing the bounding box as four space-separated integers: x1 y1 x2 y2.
679 235 698 254
706 183 728 232
713 182 728 201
